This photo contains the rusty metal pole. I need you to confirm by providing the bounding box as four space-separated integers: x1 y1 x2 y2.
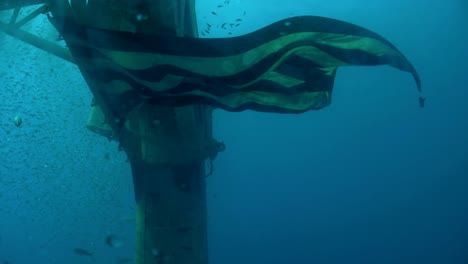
127 104 211 264
114 1 211 263
49 0 211 263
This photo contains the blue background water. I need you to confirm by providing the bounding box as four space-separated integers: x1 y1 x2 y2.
1 0 467 263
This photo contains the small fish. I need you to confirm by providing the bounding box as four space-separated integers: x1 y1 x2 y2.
211 11 217 16
14 115 22 127
105 234 125 248
206 23 211 28
217 5 223 8
235 18 242 22
73 248 94 257
235 23 240 27
221 23 227 29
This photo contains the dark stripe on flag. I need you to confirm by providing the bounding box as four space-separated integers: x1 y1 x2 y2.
83 16 398 57
86 64 332 97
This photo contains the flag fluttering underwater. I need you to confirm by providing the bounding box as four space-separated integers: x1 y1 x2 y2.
49 13 422 114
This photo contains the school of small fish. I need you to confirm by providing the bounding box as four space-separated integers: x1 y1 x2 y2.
200 0 247 37
2 3 238 264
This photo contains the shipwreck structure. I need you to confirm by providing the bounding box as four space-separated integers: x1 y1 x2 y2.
0 1 422 263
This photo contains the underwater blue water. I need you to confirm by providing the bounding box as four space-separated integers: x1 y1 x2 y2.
1 0 467 263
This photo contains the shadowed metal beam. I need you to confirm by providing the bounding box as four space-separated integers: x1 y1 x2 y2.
8 3 47 28
0 0 47 11
0 20 74 64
